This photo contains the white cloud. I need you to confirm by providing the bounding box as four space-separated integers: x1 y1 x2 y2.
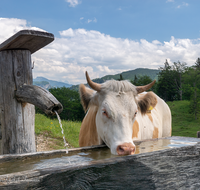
87 19 92 23
0 18 45 43
59 28 74 37
177 2 189 8
93 18 97 23
65 0 81 7
38 28 200 84
1 18 200 85
166 0 174 2
87 18 97 24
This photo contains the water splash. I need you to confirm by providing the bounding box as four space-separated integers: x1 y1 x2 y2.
54 111 68 154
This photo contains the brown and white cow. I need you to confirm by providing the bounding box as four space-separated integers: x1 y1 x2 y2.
79 71 171 155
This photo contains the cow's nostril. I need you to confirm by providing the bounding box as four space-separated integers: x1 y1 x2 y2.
117 143 135 155
117 145 125 155
117 146 125 154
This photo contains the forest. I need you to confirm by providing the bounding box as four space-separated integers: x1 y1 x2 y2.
36 58 200 121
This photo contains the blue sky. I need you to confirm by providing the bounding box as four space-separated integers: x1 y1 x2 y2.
0 0 199 84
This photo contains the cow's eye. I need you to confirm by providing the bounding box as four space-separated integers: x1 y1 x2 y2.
133 111 137 119
102 109 109 118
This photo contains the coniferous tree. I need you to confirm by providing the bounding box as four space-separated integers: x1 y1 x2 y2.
183 58 200 119
172 61 187 100
156 60 177 101
133 75 138 85
117 74 124 81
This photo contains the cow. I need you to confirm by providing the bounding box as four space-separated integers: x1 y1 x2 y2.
79 71 171 156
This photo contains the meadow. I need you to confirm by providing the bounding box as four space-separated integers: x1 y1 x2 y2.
35 114 81 149
167 100 200 138
35 100 200 149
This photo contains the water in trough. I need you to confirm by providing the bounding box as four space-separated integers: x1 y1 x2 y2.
0 137 198 175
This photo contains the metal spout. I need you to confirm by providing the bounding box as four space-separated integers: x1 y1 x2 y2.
15 84 63 115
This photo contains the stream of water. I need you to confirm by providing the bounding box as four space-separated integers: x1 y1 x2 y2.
54 111 68 154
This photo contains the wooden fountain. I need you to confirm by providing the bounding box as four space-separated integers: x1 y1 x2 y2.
0 30 63 154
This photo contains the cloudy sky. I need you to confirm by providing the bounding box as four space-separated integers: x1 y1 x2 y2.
0 0 199 84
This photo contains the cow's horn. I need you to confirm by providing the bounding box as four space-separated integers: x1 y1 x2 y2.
136 80 156 94
85 71 101 92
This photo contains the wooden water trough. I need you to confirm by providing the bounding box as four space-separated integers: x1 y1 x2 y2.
0 136 199 189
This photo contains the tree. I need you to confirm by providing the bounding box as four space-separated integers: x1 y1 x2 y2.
189 87 200 120
117 74 124 81
131 75 155 91
36 87 85 121
156 60 177 101
183 58 200 119
137 75 153 86
156 60 187 101
172 61 187 100
49 87 85 121
133 75 138 85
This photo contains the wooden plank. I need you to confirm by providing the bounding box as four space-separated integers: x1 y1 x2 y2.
0 30 54 54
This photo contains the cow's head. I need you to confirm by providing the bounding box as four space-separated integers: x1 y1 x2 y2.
79 71 156 155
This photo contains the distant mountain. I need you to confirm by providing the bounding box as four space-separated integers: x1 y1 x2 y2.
93 68 159 83
70 68 160 91
33 77 72 90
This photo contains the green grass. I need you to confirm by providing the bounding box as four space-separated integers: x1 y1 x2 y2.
167 100 200 137
35 114 81 148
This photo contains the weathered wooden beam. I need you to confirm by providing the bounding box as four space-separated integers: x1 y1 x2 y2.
15 84 63 115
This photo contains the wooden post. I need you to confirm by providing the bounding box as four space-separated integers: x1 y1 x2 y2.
197 131 200 138
0 30 62 154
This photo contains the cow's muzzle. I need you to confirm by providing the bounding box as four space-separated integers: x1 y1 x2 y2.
116 143 135 155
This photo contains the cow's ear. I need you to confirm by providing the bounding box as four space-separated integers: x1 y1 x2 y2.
137 92 157 115
79 84 98 112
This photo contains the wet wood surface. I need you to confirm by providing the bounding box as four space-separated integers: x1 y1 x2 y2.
0 137 199 189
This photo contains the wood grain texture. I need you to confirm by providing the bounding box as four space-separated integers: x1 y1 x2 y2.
0 50 36 154
15 84 63 115
0 30 54 54
0 137 199 189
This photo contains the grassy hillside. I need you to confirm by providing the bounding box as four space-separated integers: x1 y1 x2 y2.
167 100 200 137
101 68 159 81
70 68 159 91
35 100 199 149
